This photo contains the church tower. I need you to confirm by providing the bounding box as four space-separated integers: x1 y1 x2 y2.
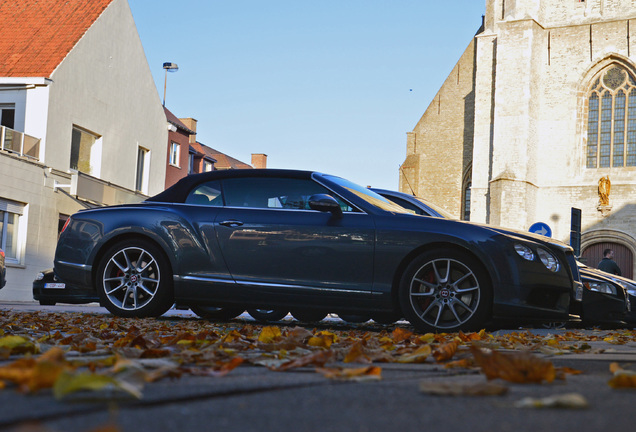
404 0 636 277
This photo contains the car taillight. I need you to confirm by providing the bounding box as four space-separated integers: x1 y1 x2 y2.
60 217 71 235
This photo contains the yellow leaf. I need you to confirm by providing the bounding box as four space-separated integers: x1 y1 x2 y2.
53 371 142 399
396 345 432 363
0 335 38 355
308 331 337 348
258 326 282 344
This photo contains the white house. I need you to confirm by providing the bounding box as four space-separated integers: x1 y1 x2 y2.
0 0 168 301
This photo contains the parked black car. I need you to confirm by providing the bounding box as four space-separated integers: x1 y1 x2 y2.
577 265 630 327
33 269 98 306
0 248 6 289
579 265 636 326
373 188 635 328
49 169 582 332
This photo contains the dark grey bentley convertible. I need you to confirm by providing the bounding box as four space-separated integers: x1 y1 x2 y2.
51 169 582 332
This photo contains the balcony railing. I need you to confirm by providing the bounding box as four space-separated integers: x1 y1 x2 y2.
0 126 40 161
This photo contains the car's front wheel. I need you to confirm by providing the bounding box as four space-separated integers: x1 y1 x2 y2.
399 249 492 333
97 239 173 318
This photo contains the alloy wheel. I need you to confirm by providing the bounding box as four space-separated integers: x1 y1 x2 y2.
408 258 481 330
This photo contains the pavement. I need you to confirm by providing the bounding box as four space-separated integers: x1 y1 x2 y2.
2 301 636 432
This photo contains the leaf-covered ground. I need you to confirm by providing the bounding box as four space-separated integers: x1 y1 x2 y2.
1 310 636 401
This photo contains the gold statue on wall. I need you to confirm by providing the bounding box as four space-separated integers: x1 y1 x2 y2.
598 175 611 206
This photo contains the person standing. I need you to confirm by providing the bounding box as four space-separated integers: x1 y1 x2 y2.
598 248 622 276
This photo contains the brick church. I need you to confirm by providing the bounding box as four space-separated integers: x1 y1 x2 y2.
401 0 636 277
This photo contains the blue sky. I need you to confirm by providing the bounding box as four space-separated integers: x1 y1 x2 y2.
128 1 486 189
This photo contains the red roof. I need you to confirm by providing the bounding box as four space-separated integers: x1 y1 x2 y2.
0 0 114 77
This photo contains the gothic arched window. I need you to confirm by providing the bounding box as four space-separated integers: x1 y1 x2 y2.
586 66 636 168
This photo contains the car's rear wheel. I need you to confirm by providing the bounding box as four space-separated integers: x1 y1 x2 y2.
399 249 492 333
247 309 288 322
97 239 173 318
291 310 327 323
190 305 244 320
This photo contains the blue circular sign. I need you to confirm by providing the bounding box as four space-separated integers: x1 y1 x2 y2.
529 222 552 237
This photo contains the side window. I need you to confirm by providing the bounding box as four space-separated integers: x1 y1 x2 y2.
185 180 223 206
221 177 354 211
383 196 425 215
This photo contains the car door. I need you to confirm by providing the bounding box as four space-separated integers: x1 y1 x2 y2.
213 176 375 298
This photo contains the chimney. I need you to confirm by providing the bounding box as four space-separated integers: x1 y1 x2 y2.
179 117 198 144
251 153 267 169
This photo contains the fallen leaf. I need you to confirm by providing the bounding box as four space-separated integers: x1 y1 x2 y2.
317 366 381 381
514 393 589 409
470 346 556 383
274 350 335 371
396 345 432 363
419 380 508 396
258 326 282 344
53 371 142 399
433 341 459 362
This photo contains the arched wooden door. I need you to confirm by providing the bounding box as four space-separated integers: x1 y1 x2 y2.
581 242 633 279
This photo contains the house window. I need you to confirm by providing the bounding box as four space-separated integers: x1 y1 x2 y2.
70 126 101 175
203 159 213 172
0 198 24 264
188 152 195 174
0 104 15 129
135 147 150 194
586 66 636 168
169 142 180 166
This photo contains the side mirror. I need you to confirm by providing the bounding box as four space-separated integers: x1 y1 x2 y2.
308 194 343 218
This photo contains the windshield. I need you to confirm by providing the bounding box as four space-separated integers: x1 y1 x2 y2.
323 175 411 214
413 197 456 219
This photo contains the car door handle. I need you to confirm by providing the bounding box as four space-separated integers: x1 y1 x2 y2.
219 220 244 227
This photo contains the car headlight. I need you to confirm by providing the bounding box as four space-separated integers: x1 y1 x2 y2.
537 248 559 272
584 281 617 295
514 244 535 261
36 272 45 281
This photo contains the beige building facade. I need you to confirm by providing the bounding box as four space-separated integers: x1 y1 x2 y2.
402 0 636 277
0 0 167 300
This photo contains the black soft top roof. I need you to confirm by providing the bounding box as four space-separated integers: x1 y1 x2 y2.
146 169 317 203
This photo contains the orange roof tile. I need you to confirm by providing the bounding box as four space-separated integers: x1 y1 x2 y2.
207 148 253 170
0 0 114 77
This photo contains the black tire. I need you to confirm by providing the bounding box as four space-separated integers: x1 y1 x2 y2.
338 314 370 323
399 249 492 333
372 313 400 325
190 305 244 320
247 309 288 322
291 310 327 323
97 239 173 318
39 300 56 306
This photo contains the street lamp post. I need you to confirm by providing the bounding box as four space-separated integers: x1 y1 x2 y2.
162 62 179 106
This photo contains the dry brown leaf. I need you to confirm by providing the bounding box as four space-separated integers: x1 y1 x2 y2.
432 340 459 363
274 350 335 371
419 380 508 396
470 346 556 384
317 366 382 381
